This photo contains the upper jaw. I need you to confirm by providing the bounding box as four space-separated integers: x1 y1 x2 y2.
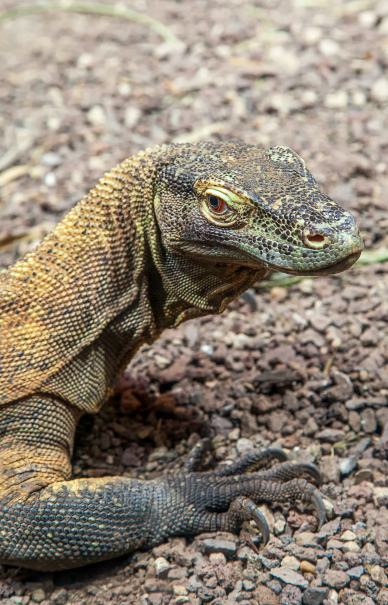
240 230 364 277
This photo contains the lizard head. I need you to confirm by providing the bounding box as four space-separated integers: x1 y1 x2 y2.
154 142 363 278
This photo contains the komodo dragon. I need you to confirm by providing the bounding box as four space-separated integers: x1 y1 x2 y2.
0 141 363 570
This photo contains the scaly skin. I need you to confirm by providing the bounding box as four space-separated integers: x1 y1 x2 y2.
0 142 363 570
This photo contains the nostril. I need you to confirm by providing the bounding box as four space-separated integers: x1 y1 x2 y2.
307 233 325 243
303 230 328 249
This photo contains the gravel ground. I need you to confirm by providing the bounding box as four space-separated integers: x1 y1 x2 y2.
0 1 387 604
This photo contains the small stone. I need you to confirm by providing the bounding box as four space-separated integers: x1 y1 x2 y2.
339 456 357 477
319 38 340 56
360 409 377 433
327 539 344 550
324 91 348 109
274 518 286 535
373 486 388 506
154 556 170 578
31 589 46 604
51 589 68 605
341 530 356 541
370 565 387 585
352 90 367 106
281 555 300 570
300 90 318 108
280 585 302 605
236 437 254 455
302 587 328 605
348 565 364 579
326 590 339 605
270 567 308 588
354 469 373 483
342 541 360 553
42 152 61 167
295 532 318 547
303 26 322 44
242 579 255 591
173 585 187 596
316 428 345 443
208 552 226 566
124 106 141 128
300 560 316 574
86 105 106 126
324 569 350 589
201 538 237 558
371 78 388 103
254 585 280 604
44 172 57 187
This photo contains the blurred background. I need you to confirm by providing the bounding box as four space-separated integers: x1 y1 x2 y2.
0 2 387 604
1 0 388 265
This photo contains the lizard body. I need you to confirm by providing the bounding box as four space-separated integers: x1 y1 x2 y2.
0 142 363 569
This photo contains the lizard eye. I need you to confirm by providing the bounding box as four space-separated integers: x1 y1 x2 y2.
201 186 242 227
206 194 228 214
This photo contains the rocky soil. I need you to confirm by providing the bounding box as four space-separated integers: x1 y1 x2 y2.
0 0 387 604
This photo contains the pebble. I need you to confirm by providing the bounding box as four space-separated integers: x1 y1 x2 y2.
154 556 170 578
302 587 328 605
280 585 302 605
31 589 46 604
324 91 348 109
319 38 340 56
360 409 377 433
86 105 106 126
51 589 68 605
200 538 237 558
300 560 316 574
270 567 308 588
342 541 360 553
254 585 280 604
236 437 254 454
341 530 356 541
295 532 318 547
281 555 300 570
370 78 388 103
339 456 357 477
324 569 350 589
348 565 364 579
370 565 386 584
316 428 345 443
242 579 255 591
274 518 286 535
173 585 187 596
373 486 388 506
326 590 339 605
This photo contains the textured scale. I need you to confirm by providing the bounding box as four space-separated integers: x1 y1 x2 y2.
0 142 363 570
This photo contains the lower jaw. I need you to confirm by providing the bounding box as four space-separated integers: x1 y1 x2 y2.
271 250 362 277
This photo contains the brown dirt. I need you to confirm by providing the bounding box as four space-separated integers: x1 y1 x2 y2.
0 1 387 604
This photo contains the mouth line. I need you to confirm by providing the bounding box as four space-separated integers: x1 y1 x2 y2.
270 250 362 276
173 239 363 277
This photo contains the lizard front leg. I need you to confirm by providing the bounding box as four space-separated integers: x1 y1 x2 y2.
0 398 325 571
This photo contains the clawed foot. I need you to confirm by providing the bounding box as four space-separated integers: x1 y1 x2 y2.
160 441 326 549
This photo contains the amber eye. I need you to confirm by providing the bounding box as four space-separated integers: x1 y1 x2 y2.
207 194 227 214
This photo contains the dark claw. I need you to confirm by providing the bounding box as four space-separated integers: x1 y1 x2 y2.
311 489 327 528
230 496 270 545
294 462 323 486
249 503 270 545
240 289 258 311
263 448 288 463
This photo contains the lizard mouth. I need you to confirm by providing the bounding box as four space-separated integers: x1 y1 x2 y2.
276 250 362 277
